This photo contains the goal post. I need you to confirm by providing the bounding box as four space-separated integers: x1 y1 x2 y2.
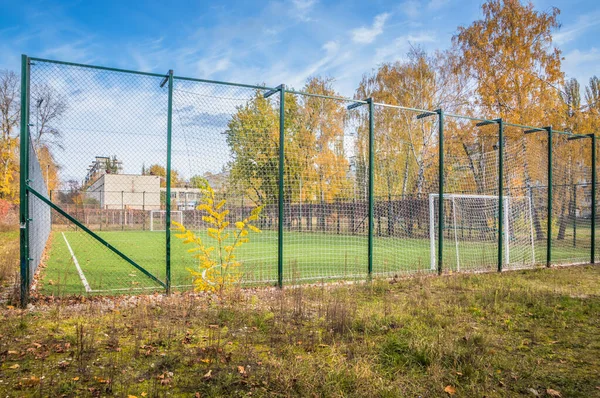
150 210 183 232
429 194 535 271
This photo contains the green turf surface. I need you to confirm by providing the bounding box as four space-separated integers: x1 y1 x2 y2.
37 228 595 295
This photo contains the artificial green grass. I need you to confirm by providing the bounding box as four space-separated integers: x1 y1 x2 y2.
37 227 596 296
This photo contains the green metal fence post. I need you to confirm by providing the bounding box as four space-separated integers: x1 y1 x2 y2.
165 70 174 294
546 126 553 268
591 134 596 264
497 118 504 272
438 109 444 275
262 84 285 288
368 98 374 278
278 85 285 288
19 54 30 308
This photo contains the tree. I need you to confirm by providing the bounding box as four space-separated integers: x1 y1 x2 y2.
225 80 351 232
356 48 467 199
36 146 60 194
453 0 564 239
189 175 209 189
225 90 304 208
354 47 469 235
148 164 181 187
31 84 68 150
584 76 600 132
0 71 20 201
0 72 67 201
300 77 349 201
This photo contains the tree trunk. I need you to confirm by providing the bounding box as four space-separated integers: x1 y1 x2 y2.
557 192 569 240
521 137 544 240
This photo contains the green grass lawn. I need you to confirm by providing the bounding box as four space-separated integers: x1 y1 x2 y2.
3 265 600 396
38 227 597 296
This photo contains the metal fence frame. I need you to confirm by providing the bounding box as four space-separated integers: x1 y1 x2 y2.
19 54 598 306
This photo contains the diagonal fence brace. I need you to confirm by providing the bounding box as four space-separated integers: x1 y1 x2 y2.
27 187 167 289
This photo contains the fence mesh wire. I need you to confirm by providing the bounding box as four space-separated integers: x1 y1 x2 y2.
172 79 279 286
503 125 540 269
27 138 51 286
21 57 599 299
283 93 366 282
372 106 438 276
28 59 168 294
597 142 600 263
552 134 592 265
442 116 498 272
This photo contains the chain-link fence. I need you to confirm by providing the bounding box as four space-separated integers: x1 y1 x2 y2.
19 55 598 305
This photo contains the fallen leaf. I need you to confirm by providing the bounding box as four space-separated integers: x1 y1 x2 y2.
203 370 212 379
237 365 246 375
72 377 79 381
444 385 456 395
546 388 561 397
22 376 40 387
9 364 19 369
128 395 138 398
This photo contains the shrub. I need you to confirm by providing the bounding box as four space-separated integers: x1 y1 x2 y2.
172 182 263 295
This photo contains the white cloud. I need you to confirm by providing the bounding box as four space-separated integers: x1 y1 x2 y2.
401 1 420 19
292 0 316 11
351 13 390 44
562 48 600 84
427 0 449 10
291 0 318 22
375 32 437 62
323 40 339 54
554 12 600 45
39 39 98 65
195 56 232 78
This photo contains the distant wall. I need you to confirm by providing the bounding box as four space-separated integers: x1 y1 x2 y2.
87 174 161 210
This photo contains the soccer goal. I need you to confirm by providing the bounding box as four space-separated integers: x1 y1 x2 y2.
150 210 183 232
429 194 536 271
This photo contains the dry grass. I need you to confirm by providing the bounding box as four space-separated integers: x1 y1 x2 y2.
0 230 19 300
0 265 597 397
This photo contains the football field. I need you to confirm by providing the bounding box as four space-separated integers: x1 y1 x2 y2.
38 228 595 295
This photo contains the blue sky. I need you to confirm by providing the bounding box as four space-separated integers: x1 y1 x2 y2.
1 0 600 96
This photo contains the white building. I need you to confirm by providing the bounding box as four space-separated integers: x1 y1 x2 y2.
86 174 204 211
86 174 162 210
166 187 203 210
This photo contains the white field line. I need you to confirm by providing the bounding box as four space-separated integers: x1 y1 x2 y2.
62 232 92 293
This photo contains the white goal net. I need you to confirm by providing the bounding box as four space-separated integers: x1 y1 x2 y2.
150 210 183 232
429 194 536 272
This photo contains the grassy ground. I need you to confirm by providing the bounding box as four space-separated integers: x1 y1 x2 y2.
38 228 595 296
0 229 19 301
0 265 598 397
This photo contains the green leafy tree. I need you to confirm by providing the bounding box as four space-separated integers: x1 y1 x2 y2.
225 90 305 211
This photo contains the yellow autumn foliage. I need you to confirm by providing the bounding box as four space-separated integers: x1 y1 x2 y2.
172 182 263 295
